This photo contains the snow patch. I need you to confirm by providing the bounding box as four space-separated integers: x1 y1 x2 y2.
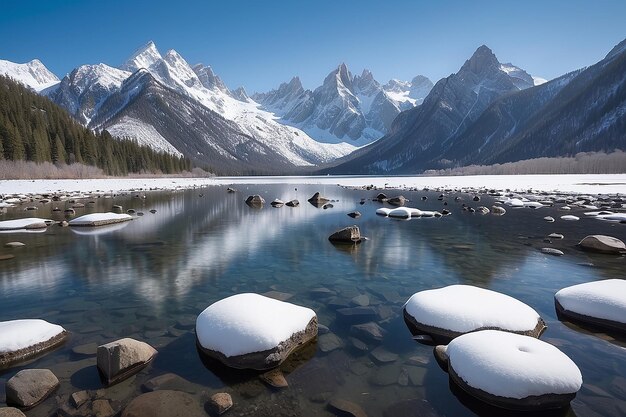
0 319 65 353
555 279 626 325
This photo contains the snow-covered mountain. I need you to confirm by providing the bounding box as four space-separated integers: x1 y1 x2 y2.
0 59 60 92
328 45 548 173
253 65 433 146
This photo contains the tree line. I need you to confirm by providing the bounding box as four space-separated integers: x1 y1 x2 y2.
0 75 192 176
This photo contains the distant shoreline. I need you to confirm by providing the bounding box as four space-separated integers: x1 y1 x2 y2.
2 174 626 196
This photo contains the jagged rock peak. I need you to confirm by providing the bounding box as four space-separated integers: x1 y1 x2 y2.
121 40 162 72
232 86 249 101
463 45 500 74
605 37 626 60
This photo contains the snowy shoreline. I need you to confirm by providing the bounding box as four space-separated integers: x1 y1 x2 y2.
1 174 625 196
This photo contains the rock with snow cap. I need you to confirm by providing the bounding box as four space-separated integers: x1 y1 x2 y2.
578 235 625 254
0 319 68 369
69 212 133 227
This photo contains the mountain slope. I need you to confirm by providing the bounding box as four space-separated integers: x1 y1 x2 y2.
253 65 434 146
0 59 59 92
327 45 547 173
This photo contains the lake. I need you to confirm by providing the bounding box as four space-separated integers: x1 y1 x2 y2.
0 182 625 417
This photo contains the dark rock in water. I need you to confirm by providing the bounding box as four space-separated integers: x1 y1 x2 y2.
121 390 206 417
6 369 59 408
421 196 427 200
286 199 300 207
318 333 344 353
370 347 398 363
383 399 439 417
347 211 361 219
226 187 237 193
127 209 136 214
323 203 334 209
578 235 626 254
375 193 388 202
136 212 144 216
64 208 75 215
72 342 98 356
97 338 157 386
328 398 368 417
387 195 407 206
308 192 330 207
328 225 363 244
209 392 233 415
245 195 265 208
70 390 90 408
351 322 386 342
473 196 481 201
270 199 285 208
541 248 564 256
52 207 61 212
441 209 451 216
336 306 378 323
492 205 506 215
149 209 157 214
349 337 369 352
260 368 288 388
112 205 123 214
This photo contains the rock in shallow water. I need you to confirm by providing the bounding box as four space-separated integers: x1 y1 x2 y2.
6 369 59 408
121 390 205 417
97 338 157 386
0 319 68 369
578 235 626 254
0 408 26 417
329 226 363 244
209 392 233 415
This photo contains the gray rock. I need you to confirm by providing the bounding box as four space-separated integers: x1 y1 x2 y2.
347 211 361 218
350 322 386 342
548 233 564 239
329 225 362 243
72 342 98 356
0 408 26 417
387 195 407 206
476 206 490 215
260 368 288 388
370 347 398 363
71 390 90 408
209 392 233 415
578 235 626 254
369 366 400 386
245 195 265 207
308 192 330 207
349 337 369 352
121 390 205 417
6 369 59 408
328 398 368 417
318 333 344 353
375 193 387 201
541 247 564 256
491 205 506 215
97 338 157 386
285 199 300 207
270 199 284 208
351 294 370 307
336 306 378 323
91 399 116 417
142 373 191 392
112 205 123 214
543 216 555 222
261 290 294 301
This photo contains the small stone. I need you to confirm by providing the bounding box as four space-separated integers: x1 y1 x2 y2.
350 322 386 342
406 366 427 386
262 290 294 301
318 324 330 334
548 233 564 239
336 306 378 323
328 398 368 417
285 199 299 207
544 216 555 222
142 373 189 392
0 408 26 417
209 392 233 415
351 294 370 307
6 369 59 408
541 247 564 256
260 368 288 388
92 399 115 417
370 347 398 363
369 366 400 386
318 333 344 353
71 390 90 408
72 342 98 356
4 242 25 248
347 211 361 219
121 390 206 417
349 337 369 352
97 338 157 386
387 195 407 206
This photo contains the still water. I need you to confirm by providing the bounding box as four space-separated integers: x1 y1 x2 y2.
0 183 625 416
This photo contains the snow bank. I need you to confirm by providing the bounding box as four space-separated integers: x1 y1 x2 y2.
196 293 316 357
0 319 65 353
376 208 391 216
0 218 53 230
597 213 626 222
69 212 133 227
389 207 422 218
446 330 582 401
404 285 544 340
555 279 626 329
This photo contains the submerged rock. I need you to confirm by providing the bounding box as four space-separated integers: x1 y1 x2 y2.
6 369 59 408
387 195 407 206
328 398 368 417
209 392 233 415
121 390 205 417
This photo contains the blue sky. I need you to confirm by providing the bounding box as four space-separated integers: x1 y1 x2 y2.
1 0 625 93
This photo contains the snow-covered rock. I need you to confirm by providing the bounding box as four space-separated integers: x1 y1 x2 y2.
403 285 545 343
560 215 579 221
596 213 626 222
69 212 133 227
0 218 54 231
443 330 582 410
578 235 626 254
388 207 423 218
504 198 524 207
195 293 317 370
0 319 68 368
0 59 60 92
375 207 391 216
555 279 626 333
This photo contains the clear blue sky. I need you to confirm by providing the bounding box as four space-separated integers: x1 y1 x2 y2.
1 0 625 93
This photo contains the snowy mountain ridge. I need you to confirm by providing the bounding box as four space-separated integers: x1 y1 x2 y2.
0 59 60 92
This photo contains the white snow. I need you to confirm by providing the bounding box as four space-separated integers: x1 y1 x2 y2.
404 285 541 334
504 198 524 207
555 279 626 325
105 117 183 156
388 207 422 218
560 215 580 221
596 213 626 222
0 218 53 230
376 207 391 216
196 293 316 357
0 319 65 353
446 330 582 399
0 59 60 92
69 212 133 226
1 174 626 196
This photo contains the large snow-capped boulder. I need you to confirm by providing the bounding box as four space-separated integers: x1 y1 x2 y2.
441 330 582 410
0 218 54 231
403 285 545 343
69 212 133 227
6 369 59 409
577 235 626 254
97 338 157 385
0 319 68 369
555 279 626 333
196 293 317 370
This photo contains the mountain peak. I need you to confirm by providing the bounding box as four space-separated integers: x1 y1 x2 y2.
463 45 500 74
122 41 162 72
605 37 626 60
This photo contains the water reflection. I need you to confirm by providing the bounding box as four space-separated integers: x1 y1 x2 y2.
0 183 625 416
